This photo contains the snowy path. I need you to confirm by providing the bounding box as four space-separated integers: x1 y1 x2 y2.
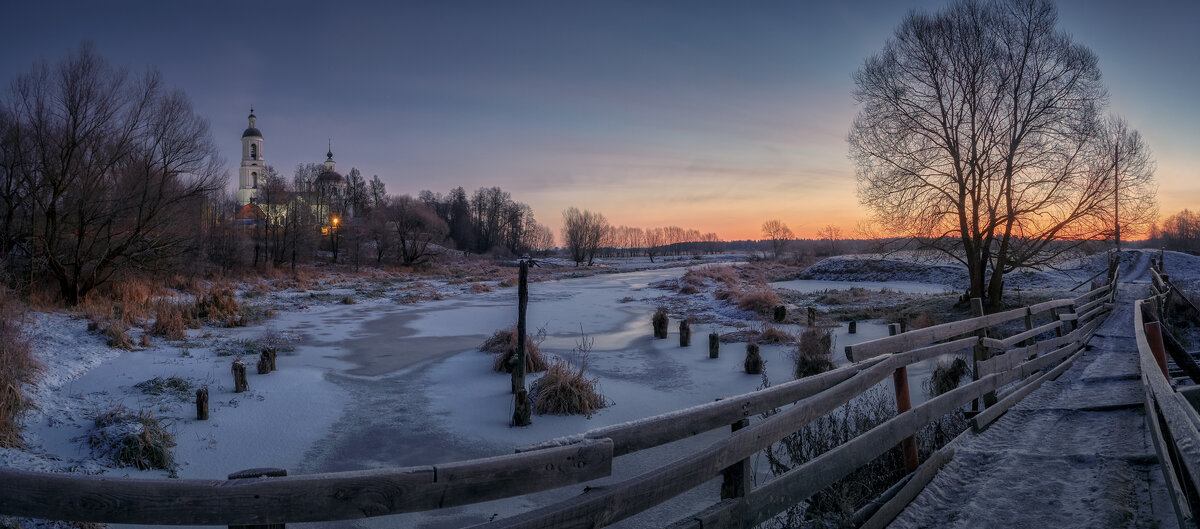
890 277 1176 528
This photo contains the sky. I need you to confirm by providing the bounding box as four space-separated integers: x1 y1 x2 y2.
1 0 1197 240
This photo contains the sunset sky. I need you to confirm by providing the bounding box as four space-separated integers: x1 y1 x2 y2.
2 1 1197 240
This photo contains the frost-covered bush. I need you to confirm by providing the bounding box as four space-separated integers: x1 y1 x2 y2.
737 289 783 316
792 327 836 378
531 357 608 417
88 407 176 471
481 327 548 373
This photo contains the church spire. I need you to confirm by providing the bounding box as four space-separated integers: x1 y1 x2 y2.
324 139 336 171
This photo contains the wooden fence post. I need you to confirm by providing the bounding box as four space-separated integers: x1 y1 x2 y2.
196 386 209 420
512 260 529 396
708 333 720 359
848 320 857 334
773 305 787 323
1144 322 1170 379
720 418 751 500
1021 308 1035 347
889 323 919 473
227 468 287 529
679 320 691 347
232 359 248 393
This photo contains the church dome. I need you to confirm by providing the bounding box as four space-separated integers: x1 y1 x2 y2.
242 127 262 138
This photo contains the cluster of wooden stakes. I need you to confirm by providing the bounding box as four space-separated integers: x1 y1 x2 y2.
194 347 280 422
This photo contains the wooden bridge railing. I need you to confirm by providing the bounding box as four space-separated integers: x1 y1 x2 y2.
0 271 1119 528
1139 259 1200 529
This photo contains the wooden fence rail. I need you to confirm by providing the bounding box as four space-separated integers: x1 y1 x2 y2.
1 270 1122 528
1137 268 1200 529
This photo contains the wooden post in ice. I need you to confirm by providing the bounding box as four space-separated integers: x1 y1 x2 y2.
773 305 786 323
512 388 532 427
196 386 209 420
708 332 720 358
232 359 248 393
807 307 816 326
721 418 751 499
512 260 529 396
256 353 271 375
848 320 856 334
744 343 763 374
227 468 287 529
679 319 691 347
888 323 919 473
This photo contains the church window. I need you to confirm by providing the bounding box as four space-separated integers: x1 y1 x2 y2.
252 172 258 188
250 144 258 160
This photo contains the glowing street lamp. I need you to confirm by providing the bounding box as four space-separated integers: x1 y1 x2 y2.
330 216 341 263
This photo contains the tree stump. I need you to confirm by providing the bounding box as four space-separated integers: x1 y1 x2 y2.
807 307 817 326
652 308 669 339
679 320 691 347
256 354 271 375
709 333 720 358
744 343 763 374
773 305 786 323
196 386 209 421
265 347 277 371
512 388 532 427
848 320 857 334
232 359 248 393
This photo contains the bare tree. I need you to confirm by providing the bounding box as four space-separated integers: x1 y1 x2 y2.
561 207 609 266
761 219 794 259
818 225 842 255
849 0 1153 307
5 45 223 303
1095 116 1156 249
388 195 448 267
644 227 665 262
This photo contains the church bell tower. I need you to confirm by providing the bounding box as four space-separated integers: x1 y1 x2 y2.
237 108 265 206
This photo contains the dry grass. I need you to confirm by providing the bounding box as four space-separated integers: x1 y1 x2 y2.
470 283 493 293
737 288 783 316
923 357 969 397
482 327 548 374
681 266 740 289
909 312 940 329
792 327 836 378
531 357 608 417
0 287 40 448
88 406 176 471
150 301 198 340
758 325 794 345
196 286 241 325
102 320 135 350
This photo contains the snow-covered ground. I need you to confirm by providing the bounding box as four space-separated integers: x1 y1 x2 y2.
5 249 1198 527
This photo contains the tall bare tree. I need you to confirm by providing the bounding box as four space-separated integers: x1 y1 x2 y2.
561 207 609 266
1095 116 1156 249
849 0 1154 307
4 45 223 303
761 219 794 259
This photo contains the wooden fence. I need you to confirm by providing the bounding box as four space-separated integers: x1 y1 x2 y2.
1140 263 1200 528
1 273 1119 528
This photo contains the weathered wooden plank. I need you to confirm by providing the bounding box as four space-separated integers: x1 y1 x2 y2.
1075 295 1106 316
982 320 1064 351
521 357 888 456
1136 300 1200 495
0 440 613 525
481 355 914 529
977 319 1096 377
1073 284 1111 306
1143 388 1196 529
1028 298 1075 316
972 348 1083 432
1076 303 1110 326
728 374 999 529
845 310 998 361
859 446 955 529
